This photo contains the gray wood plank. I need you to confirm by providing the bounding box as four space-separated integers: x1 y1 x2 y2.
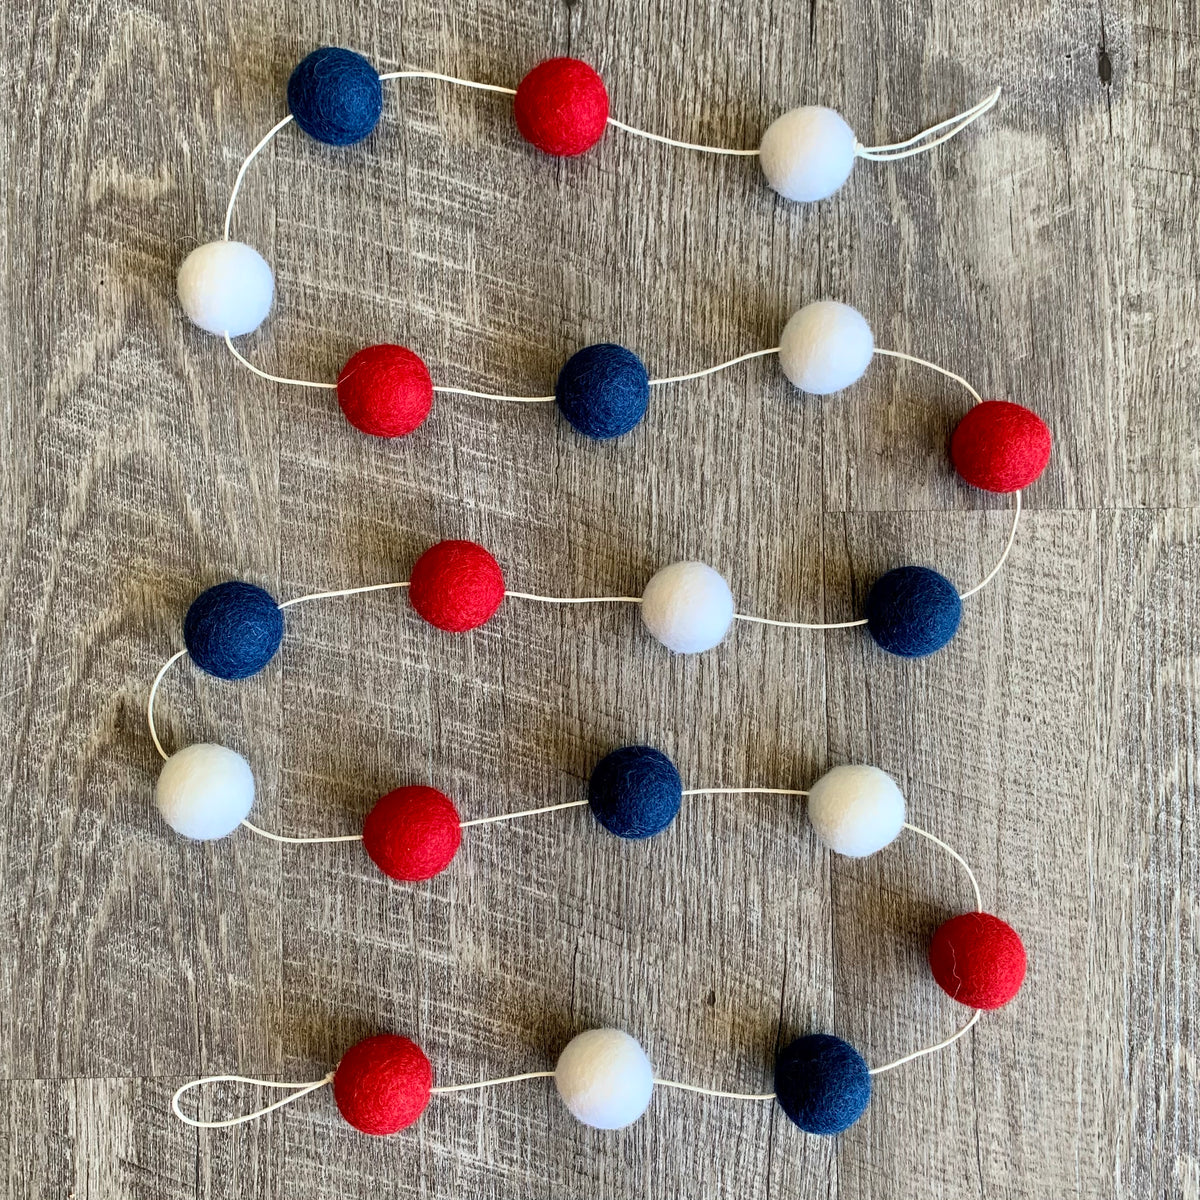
1 0 1197 1198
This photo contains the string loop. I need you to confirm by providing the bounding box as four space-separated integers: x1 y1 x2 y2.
172 1071 335 1129
855 88 1001 161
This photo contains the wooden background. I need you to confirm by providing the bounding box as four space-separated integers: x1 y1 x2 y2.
2 0 1196 1197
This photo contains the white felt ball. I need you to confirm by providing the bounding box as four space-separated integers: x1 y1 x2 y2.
640 561 735 654
554 1028 655 1130
807 764 905 858
778 301 875 395
155 743 255 841
759 106 857 203
177 240 275 337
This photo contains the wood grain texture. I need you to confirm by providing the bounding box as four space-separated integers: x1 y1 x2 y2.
1 0 1196 1196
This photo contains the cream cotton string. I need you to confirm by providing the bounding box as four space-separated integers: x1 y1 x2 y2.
178 51 1022 461
169 786 1014 1137
218 67 1002 244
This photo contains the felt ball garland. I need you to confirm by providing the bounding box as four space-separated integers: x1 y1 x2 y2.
163 45 1038 1162
179 47 1012 458
150 526 1022 799
147 529 1021 845
168 749 1026 1138
153 583 1027 1135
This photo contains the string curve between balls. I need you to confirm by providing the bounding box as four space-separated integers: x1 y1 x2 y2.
167 814 1001 1129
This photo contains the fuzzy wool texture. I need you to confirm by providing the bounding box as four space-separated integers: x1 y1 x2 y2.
156 743 255 841
555 343 650 439
554 1029 654 1129
639 560 735 653
929 912 1027 1010
334 1034 432 1135
807 764 905 858
865 565 961 658
177 241 275 337
588 745 683 840
363 786 462 881
288 47 383 147
778 301 874 395
514 57 609 157
337 344 434 438
774 1034 871 1135
758 106 857 202
950 399 1053 493
184 581 284 680
408 540 506 632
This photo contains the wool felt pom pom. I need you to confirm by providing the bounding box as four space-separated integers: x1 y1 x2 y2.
333 1034 433 1135
865 565 962 658
639 561 735 653
759 107 857 203
588 745 683 839
155 743 255 841
774 1034 871 1135
408 540 506 632
184 581 284 680
555 344 650 440
337 344 434 438
806 764 905 858
362 786 462 881
950 400 1052 493
288 47 383 146
177 241 275 337
554 1029 655 1129
514 58 609 157
929 912 1027 1010
778 301 875 395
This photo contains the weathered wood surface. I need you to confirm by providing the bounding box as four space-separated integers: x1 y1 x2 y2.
1 0 1196 1197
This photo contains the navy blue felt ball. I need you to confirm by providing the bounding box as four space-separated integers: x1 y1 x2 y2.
184 582 284 680
865 565 962 658
588 746 682 839
288 47 383 147
774 1034 871 1136
555 344 650 440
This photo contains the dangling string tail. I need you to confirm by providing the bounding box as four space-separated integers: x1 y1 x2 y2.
173 1071 335 1129
855 87 1001 162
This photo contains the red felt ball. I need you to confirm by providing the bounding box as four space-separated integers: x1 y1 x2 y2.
514 58 609 157
363 786 462 881
334 1034 432 1135
408 540 505 632
337 344 434 438
929 912 1027 1010
950 400 1052 493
